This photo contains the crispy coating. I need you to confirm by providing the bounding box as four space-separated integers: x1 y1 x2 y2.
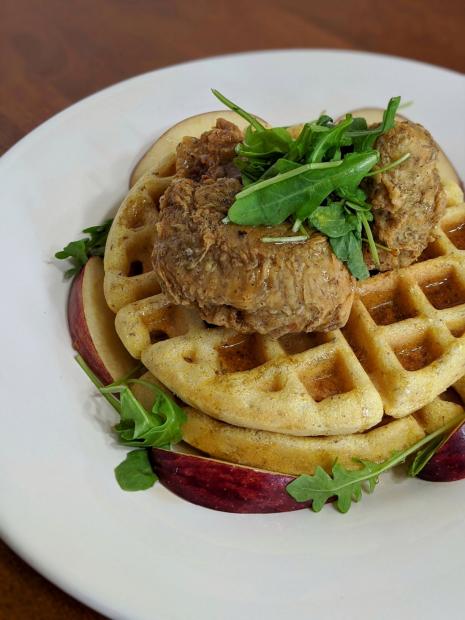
367 120 446 270
153 177 354 337
175 118 243 181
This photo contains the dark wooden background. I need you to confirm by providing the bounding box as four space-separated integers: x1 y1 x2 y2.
1 0 464 617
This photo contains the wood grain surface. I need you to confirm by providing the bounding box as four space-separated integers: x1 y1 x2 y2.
0 0 464 618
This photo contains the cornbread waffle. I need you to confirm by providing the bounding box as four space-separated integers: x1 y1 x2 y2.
113 200 465 437
117 299 383 436
131 371 462 475
105 112 465 438
103 172 172 312
345 201 465 419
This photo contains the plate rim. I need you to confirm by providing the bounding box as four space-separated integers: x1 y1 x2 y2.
1 47 463 167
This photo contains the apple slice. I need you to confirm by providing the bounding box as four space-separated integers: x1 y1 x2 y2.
129 110 267 187
151 448 311 513
68 256 136 384
417 421 465 482
345 107 463 189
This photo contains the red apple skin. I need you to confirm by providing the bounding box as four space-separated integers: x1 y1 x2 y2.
151 448 312 513
418 423 465 482
68 264 114 385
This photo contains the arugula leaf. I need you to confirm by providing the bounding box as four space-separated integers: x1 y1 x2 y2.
234 125 294 185
74 355 185 493
228 153 377 227
287 413 465 513
329 234 351 263
296 151 379 222
211 89 266 131
102 380 186 448
286 123 315 161
287 459 384 513
308 115 352 164
359 211 380 269
337 186 368 206
357 96 401 151
328 228 369 280
234 157 270 186
55 240 89 278
309 202 354 238
346 231 369 280
114 449 157 491
239 125 292 157
346 117 368 151
55 219 113 278
257 158 301 182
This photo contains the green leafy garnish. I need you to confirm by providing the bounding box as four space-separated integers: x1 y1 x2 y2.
114 449 158 491
101 380 186 447
357 95 401 151
287 413 465 513
213 90 406 279
75 355 185 491
55 219 113 278
229 159 355 226
212 89 266 132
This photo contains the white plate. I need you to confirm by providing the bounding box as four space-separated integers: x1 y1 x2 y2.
1 50 464 620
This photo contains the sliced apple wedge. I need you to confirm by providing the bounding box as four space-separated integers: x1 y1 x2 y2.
68 257 136 384
129 110 267 187
417 421 465 482
345 107 463 189
151 448 311 513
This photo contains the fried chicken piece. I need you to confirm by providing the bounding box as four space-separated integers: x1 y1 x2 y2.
175 118 243 181
367 120 446 270
153 177 354 338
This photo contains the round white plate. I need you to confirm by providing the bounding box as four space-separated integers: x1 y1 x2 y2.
1 50 464 620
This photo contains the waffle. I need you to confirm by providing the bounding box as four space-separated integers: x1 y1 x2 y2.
107 111 465 437
103 172 172 312
117 299 383 436
114 201 465 437
131 371 462 475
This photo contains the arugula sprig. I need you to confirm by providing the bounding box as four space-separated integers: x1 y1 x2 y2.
101 380 186 447
287 413 465 513
212 90 405 279
76 355 185 491
55 219 113 278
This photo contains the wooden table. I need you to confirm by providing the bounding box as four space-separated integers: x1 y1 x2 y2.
1 1 463 617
